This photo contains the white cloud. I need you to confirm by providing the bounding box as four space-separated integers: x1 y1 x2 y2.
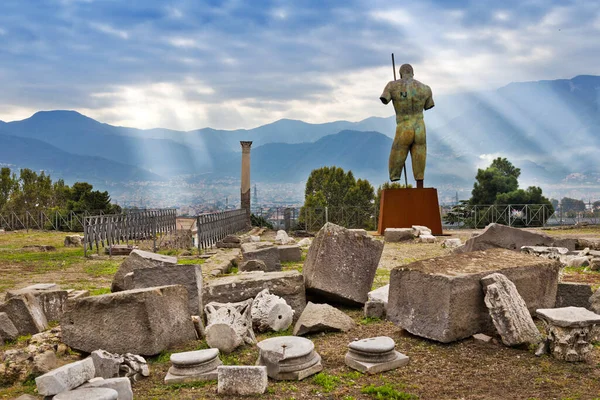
89 22 129 39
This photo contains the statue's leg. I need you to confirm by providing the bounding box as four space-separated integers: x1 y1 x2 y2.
410 119 427 185
389 122 413 182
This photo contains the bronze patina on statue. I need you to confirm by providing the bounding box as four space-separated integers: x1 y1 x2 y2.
380 61 434 189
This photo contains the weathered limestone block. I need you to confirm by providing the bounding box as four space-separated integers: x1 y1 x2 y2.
120 353 150 381
0 312 19 341
53 388 118 400
298 238 312 247
481 273 542 346
251 289 294 332
591 288 600 314
6 289 68 322
442 238 462 248
368 284 389 304
91 350 123 379
239 259 267 272
387 249 559 343
384 228 414 243
589 257 600 271
128 264 203 315
364 300 386 319
303 223 384 305
61 286 197 355
256 336 322 381
35 357 95 396
165 348 221 384
64 235 84 247
205 299 256 353
345 336 409 374
203 271 306 322
521 246 569 261
348 229 368 236
419 234 436 243
217 366 268 395
411 225 432 237
293 302 356 336
111 250 177 292
278 245 302 263
456 223 577 253
566 256 590 268
275 230 295 245
241 243 282 271
80 377 133 400
536 307 600 362
0 293 48 335
556 282 594 309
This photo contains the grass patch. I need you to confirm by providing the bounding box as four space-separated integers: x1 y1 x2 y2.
361 383 419 400
84 261 119 277
372 269 390 290
89 287 111 296
177 258 205 265
312 372 341 393
360 317 382 325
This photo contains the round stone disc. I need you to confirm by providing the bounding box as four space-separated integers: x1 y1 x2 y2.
258 336 314 361
348 336 395 354
171 348 220 366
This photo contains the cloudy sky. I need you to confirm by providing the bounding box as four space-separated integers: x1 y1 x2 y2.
0 0 598 130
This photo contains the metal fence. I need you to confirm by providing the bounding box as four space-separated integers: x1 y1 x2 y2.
443 204 561 229
83 209 177 255
0 210 111 232
196 208 249 250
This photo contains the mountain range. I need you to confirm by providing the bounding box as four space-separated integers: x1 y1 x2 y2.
1 75 599 204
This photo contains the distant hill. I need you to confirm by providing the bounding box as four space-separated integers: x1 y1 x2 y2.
1 75 599 201
0 132 162 183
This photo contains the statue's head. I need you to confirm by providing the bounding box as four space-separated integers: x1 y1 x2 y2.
400 64 414 79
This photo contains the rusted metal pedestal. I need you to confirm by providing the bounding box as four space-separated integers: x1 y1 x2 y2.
377 188 443 235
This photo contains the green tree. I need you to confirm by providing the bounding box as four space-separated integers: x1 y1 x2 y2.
560 197 586 213
300 166 375 230
0 167 17 211
470 157 520 204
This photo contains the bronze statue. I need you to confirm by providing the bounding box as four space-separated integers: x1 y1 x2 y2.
380 63 434 189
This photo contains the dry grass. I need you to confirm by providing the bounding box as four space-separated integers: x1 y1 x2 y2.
1 229 600 399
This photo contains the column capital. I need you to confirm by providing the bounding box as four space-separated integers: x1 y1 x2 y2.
240 141 253 153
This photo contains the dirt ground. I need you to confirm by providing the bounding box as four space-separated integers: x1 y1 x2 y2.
1 228 600 399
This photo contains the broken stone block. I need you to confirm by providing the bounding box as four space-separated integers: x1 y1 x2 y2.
364 300 386 319
442 238 462 248
411 225 432 237
481 273 542 346
456 223 577 253
556 282 594 309
91 350 123 379
473 333 493 343
566 256 590 268
0 292 48 336
591 288 600 314
521 246 569 260
64 235 84 247
298 238 311 247
419 234 436 243
241 243 282 272
275 230 295 245
256 336 322 380
303 223 384 305
53 388 118 400
0 312 19 341
203 271 306 322
217 366 268 395
32 350 58 375
384 228 414 243
81 377 133 400
278 245 302 263
216 234 242 248
67 289 90 300
35 357 96 396
111 250 177 292
120 353 149 382
344 336 409 374
239 259 267 272
7 289 68 322
165 348 221 384
205 299 256 353
251 289 294 332
293 302 356 336
536 306 600 362
128 264 203 315
61 285 197 356
589 257 600 271
387 249 559 343
368 284 389 304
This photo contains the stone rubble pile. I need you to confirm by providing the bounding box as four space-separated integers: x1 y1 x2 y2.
256 336 323 380
165 348 222 384
345 336 409 374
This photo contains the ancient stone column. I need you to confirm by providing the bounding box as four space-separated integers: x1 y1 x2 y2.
240 141 252 221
